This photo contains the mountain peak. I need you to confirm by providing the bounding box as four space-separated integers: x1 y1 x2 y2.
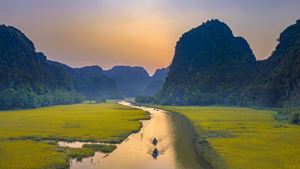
151 68 169 81
159 19 257 105
159 19 300 107
78 65 103 72
201 19 231 30
269 19 300 61
104 66 150 97
111 65 148 74
187 19 234 40
108 66 149 78
0 24 36 58
172 19 256 71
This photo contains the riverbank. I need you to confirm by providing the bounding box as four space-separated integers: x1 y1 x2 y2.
0 102 149 169
167 111 213 169
68 101 206 169
158 106 300 169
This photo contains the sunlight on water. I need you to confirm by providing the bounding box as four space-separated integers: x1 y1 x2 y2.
64 101 203 169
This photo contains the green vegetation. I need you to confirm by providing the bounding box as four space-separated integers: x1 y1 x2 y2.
159 106 300 169
0 88 84 110
135 95 155 104
157 19 257 106
83 144 117 153
60 144 117 162
0 102 148 169
0 140 68 169
65 147 94 161
0 25 121 110
158 20 300 108
276 107 300 124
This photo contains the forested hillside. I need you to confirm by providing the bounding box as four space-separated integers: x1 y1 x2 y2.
158 19 300 107
0 25 120 109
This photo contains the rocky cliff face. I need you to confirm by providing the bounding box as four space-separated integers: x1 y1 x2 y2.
0 25 121 109
0 25 73 91
159 19 257 105
242 20 300 107
159 19 300 107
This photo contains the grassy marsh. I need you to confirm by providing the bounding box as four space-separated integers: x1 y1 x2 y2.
159 106 300 169
0 102 148 169
82 144 117 153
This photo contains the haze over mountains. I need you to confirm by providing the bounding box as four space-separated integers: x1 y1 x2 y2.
158 19 300 107
0 24 167 109
103 66 168 97
1 18 300 109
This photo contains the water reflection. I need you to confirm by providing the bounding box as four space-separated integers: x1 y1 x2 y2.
61 101 205 169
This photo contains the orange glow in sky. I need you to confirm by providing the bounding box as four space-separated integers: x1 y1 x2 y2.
1 0 300 74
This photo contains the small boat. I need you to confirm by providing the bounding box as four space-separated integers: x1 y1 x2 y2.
152 138 158 145
152 148 159 159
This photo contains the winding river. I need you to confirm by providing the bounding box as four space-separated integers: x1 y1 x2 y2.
60 101 208 169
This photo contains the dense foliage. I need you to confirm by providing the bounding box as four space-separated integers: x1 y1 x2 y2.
158 19 300 108
0 25 120 109
276 107 300 124
0 88 84 110
135 95 155 104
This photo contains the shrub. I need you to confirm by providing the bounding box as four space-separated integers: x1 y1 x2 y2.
277 107 300 124
135 95 154 104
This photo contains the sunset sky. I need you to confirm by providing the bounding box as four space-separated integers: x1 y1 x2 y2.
1 0 299 74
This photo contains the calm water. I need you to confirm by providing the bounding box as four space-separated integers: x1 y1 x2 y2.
60 101 207 169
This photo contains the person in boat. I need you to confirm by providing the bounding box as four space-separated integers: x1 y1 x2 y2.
152 137 158 145
152 148 159 159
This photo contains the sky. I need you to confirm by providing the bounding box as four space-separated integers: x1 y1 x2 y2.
0 0 299 74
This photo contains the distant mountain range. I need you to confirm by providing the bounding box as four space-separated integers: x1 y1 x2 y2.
0 25 167 109
143 68 169 96
103 66 168 97
4 19 299 109
158 19 300 107
104 66 149 97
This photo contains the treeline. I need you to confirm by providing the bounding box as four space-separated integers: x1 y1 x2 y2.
276 107 300 124
135 95 156 104
0 88 84 110
0 25 121 110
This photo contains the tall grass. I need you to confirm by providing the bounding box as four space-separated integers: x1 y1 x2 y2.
160 106 300 169
0 102 148 169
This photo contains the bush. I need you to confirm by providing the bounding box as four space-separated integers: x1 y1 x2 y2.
277 107 300 124
0 88 84 110
135 95 154 104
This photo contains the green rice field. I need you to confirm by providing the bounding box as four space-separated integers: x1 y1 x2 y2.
159 106 300 169
0 102 148 169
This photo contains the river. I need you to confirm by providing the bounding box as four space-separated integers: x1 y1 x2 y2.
60 101 208 169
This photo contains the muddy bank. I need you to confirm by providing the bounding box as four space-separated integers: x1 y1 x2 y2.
167 111 212 169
